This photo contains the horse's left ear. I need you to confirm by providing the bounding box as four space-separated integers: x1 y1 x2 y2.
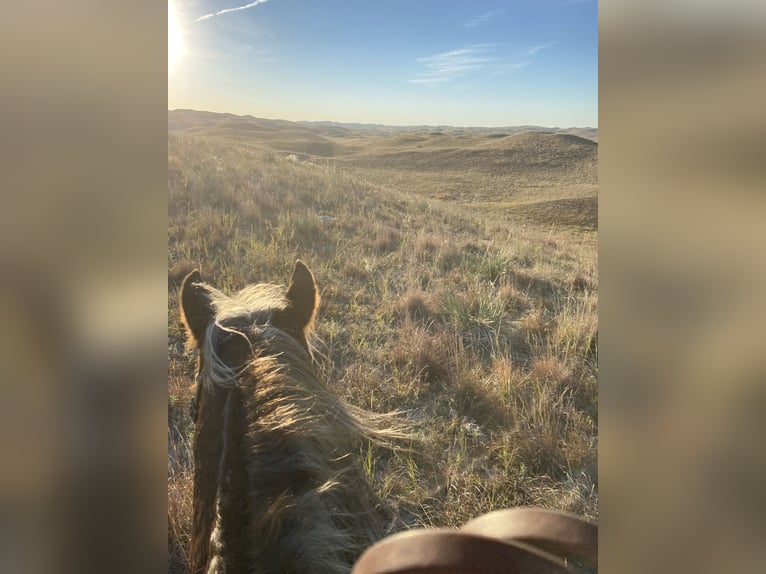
275 260 319 333
179 270 215 350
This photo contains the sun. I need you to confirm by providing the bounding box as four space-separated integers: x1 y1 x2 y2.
169 1 185 72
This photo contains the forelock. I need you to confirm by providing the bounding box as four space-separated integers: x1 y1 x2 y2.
210 283 288 324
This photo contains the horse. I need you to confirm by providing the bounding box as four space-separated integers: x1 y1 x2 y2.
180 261 405 574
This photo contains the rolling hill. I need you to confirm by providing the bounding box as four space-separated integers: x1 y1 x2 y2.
167 109 598 230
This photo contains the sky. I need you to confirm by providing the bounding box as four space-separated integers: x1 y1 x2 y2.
168 0 597 127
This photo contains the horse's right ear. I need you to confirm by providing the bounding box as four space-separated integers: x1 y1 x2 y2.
179 270 214 350
273 260 320 338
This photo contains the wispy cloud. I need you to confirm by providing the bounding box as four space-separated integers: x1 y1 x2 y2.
465 9 506 28
410 44 498 85
197 0 269 22
410 41 555 86
526 43 555 56
491 62 529 77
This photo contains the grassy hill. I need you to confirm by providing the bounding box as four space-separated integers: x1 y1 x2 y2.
167 110 598 572
335 130 597 230
167 110 597 231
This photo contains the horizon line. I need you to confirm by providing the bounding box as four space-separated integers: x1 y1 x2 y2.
168 108 599 131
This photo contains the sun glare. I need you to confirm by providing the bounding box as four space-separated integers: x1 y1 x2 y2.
169 2 185 72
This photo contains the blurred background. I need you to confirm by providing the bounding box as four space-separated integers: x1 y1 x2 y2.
0 3 167 573
600 2 766 572
0 1 764 572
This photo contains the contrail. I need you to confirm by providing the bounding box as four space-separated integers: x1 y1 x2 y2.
197 0 270 22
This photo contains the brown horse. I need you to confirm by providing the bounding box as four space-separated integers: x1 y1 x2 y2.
180 261 404 574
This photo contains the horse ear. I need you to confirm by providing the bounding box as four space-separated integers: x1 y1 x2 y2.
277 260 319 332
179 270 214 350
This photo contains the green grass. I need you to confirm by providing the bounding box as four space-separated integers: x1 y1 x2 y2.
167 118 598 571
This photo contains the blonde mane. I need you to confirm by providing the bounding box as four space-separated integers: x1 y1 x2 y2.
181 264 410 573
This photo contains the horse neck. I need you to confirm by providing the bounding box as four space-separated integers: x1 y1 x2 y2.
193 350 384 574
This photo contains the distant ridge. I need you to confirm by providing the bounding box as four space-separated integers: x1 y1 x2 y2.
168 109 597 141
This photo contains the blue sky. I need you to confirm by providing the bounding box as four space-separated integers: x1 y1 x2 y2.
169 0 597 127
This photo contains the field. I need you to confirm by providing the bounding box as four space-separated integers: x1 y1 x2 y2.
167 110 598 571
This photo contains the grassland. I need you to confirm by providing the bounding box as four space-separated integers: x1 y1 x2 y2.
167 110 598 571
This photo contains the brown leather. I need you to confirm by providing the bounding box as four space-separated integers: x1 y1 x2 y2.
352 508 597 574
461 508 597 570
352 529 573 574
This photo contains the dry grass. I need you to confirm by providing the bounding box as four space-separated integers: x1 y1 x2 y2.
167 114 598 571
